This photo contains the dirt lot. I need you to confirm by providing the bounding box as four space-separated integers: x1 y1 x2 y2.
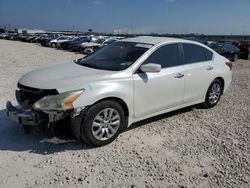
0 39 249 188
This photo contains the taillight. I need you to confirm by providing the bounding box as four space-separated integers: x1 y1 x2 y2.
226 61 233 71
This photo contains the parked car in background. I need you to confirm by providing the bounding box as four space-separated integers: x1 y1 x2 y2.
80 38 106 53
29 35 43 43
6 36 232 146
25 35 38 43
60 36 89 50
83 38 119 54
8 33 17 40
39 35 60 46
68 37 91 51
17 35 29 42
78 36 108 52
49 36 74 48
208 43 240 61
233 41 250 60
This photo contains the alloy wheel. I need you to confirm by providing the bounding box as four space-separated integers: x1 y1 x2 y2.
91 108 120 141
208 83 221 104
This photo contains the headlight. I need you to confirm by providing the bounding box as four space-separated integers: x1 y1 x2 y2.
33 90 84 111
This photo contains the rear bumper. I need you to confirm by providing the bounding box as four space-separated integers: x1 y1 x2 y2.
6 101 44 126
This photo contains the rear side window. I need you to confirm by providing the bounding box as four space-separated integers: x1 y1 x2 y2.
143 44 181 68
183 44 213 64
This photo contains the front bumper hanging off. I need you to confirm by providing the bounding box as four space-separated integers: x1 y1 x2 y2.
6 101 44 126
6 100 85 139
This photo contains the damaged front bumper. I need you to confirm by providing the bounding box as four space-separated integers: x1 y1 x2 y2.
6 100 85 139
6 101 45 126
6 101 71 127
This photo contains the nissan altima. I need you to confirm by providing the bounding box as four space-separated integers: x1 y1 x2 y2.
6 36 232 146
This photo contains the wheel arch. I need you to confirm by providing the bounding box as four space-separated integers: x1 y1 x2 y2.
71 96 130 140
92 97 129 119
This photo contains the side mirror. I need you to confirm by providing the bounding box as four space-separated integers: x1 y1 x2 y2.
140 63 161 73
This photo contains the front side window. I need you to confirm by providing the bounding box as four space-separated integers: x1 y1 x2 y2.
78 42 150 71
143 44 181 68
183 44 211 64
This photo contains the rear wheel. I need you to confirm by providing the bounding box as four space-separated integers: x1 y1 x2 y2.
80 100 126 147
202 79 222 108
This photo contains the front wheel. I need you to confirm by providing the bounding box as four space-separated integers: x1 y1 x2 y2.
202 79 223 108
80 100 126 147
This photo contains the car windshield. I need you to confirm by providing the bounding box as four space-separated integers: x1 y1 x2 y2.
78 41 151 71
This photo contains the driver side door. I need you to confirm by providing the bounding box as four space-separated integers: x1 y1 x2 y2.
133 44 185 118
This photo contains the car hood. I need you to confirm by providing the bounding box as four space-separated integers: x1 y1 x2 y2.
18 61 114 93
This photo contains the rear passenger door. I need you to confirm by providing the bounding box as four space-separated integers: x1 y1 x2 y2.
181 43 215 103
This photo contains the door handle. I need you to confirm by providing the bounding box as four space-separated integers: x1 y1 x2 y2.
207 66 214 71
175 73 184 78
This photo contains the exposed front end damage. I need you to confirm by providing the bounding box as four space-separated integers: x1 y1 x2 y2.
6 83 83 136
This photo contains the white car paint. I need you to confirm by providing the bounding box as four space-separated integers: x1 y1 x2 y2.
18 36 232 127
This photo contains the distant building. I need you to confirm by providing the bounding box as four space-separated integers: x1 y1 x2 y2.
15 28 46 34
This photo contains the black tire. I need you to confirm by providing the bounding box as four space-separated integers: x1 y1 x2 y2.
202 79 223 108
51 43 56 48
80 100 126 147
23 124 32 134
84 47 94 54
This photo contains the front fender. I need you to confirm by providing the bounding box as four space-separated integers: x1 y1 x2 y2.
72 79 133 116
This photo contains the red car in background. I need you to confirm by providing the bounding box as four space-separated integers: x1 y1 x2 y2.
233 41 250 60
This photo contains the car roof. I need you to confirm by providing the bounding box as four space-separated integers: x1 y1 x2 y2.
121 36 193 45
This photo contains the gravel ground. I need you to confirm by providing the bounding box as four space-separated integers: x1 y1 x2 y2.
0 39 249 188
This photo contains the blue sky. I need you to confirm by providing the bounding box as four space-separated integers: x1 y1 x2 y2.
0 0 249 34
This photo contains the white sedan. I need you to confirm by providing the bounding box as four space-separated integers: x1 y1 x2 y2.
6 36 232 146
